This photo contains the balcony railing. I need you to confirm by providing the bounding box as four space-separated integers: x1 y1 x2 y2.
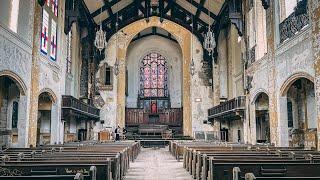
62 95 100 119
279 0 309 43
208 96 246 119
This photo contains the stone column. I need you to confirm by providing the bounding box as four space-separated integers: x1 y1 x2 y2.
309 1 320 150
265 0 278 146
18 95 29 147
28 1 42 147
50 102 59 144
277 96 289 147
248 99 257 144
116 40 126 128
242 113 249 144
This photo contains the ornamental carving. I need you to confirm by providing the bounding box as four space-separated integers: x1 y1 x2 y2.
0 34 31 80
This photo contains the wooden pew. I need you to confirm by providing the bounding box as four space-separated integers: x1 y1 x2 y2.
0 167 95 180
173 141 320 180
0 141 141 180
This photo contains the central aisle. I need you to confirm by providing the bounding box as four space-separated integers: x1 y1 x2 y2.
124 147 193 180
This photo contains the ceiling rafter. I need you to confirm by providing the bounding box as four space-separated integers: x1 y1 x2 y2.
79 0 96 29
82 0 229 63
195 0 206 18
163 0 175 14
104 0 114 16
190 0 217 19
91 0 120 18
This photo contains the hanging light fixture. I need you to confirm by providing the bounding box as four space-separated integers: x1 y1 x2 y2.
190 59 195 76
94 3 107 54
203 0 216 56
114 2 119 76
114 58 119 75
190 1 195 76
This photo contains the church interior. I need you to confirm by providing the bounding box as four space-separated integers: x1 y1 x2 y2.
1 0 320 179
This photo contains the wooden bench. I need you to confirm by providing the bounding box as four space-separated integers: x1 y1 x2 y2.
171 141 320 180
0 141 141 180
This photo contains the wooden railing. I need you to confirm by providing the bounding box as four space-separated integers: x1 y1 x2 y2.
62 95 100 118
208 96 246 119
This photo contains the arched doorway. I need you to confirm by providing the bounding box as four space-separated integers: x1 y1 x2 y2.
37 92 54 146
125 28 183 135
285 78 316 148
0 75 24 147
255 93 270 143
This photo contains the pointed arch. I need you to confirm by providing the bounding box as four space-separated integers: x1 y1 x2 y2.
0 70 27 96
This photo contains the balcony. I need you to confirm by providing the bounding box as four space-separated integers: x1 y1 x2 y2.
62 95 100 120
208 96 246 120
279 0 309 43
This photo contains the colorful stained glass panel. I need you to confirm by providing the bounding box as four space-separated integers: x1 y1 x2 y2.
139 52 168 97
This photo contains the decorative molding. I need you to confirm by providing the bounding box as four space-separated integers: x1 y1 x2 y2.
279 72 314 96
38 88 58 103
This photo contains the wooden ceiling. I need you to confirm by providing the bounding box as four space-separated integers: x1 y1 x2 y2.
74 0 237 63
84 0 225 26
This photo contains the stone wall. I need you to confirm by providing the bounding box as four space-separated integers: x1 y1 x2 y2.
245 1 316 148
0 0 34 147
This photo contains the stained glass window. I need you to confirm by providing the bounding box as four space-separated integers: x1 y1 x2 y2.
140 52 168 97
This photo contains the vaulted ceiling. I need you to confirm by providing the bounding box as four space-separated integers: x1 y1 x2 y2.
77 0 229 62
84 0 225 26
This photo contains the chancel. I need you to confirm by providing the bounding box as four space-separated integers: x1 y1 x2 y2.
1 0 320 179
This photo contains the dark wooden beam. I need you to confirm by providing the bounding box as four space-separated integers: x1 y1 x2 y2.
159 0 164 22
131 31 178 43
91 0 119 18
135 0 145 13
145 0 151 21
163 0 207 26
163 0 175 14
103 0 114 16
80 0 96 25
190 0 217 19
195 0 206 18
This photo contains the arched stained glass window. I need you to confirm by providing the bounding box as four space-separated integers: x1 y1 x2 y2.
139 52 168 97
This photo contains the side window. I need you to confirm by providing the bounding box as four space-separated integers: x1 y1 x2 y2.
287 100 293 128
99 63 113 90
105 66 112 85
12 101 19 129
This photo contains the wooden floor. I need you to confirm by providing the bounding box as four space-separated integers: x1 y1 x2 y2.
124 147 193 180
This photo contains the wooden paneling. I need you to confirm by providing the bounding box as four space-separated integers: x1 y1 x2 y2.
125 108 182 126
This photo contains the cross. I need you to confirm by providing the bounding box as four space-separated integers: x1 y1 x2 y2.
41 27 48 48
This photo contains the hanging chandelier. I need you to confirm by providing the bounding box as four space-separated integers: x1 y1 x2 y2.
114 2 120 76
203 27 216 56
94 5 107 54
190 0 195 77
203 0 216 56
94 24 107 53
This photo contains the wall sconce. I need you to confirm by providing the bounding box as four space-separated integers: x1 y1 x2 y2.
114 58 119 76
190 59 195 76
